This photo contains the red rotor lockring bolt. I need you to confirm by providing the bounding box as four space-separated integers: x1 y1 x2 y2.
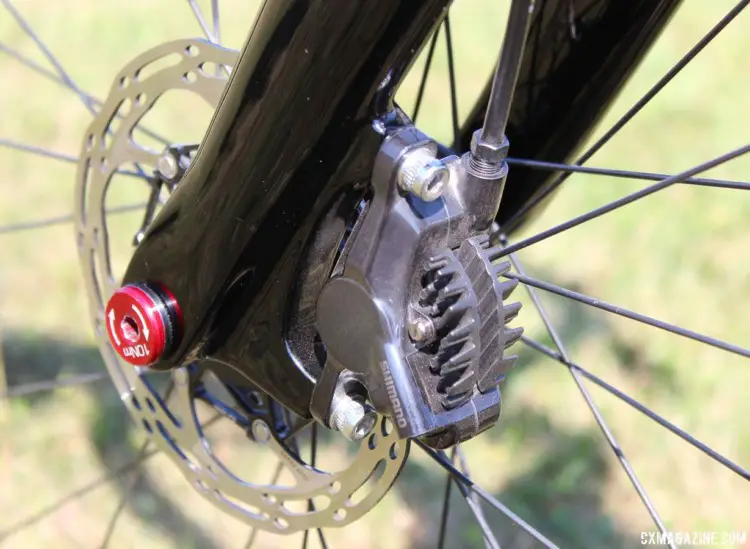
104 282 183 367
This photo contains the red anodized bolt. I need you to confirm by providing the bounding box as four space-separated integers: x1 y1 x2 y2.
104 283 182 367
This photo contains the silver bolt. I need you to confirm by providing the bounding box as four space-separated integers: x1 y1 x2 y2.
470 128 509 165
408 317 435 343
157 151 178 180
252 419 271 444
329 395 376 441
133 229 146 245
398 147 450 202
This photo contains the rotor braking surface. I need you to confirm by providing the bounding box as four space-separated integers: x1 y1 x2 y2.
76 39 408 533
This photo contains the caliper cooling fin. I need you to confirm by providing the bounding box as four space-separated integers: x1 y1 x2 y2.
416 235 523 411
312 124 524 450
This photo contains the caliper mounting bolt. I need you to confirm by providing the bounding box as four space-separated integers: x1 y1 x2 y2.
397 146 451 202
329 393 377 441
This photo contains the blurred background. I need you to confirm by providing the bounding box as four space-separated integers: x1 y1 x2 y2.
1 0 750 547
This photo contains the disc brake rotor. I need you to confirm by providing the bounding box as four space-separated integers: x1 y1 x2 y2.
74 38 407 534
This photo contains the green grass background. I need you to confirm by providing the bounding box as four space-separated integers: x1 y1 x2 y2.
1 1 750 547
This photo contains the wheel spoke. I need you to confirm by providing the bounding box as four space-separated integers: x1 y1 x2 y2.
443 446 499 549
508 252 674 545
0 212 76 236
0 138 75 163
0 372 108 399
0 446 159 542
444 15 460 147
0 139 145 179
0 41 96 104
187 0 217 43
412 25 441 123
506 157 750 191
302 423 329 549
503 0 750 230
500 143 750 255
505 251 566 356
1 2 162 181
98 443 148 549
437 445 498 549
1 0 97 114
284 417 315 442
3 0 746 545
0 411 219 542
0 203 147 237
453 446 487 514
183 0 230 75
506 270 750 359
0 362 160 398
415 440 559 549
0 43 171 146
436 448 455 549
522 335 750 482
211 0 220 45
99 381 175 548
563 0 750 171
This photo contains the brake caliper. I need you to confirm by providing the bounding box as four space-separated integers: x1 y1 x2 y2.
312 122 523 448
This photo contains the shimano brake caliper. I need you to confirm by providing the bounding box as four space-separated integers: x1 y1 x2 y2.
312 121 523 448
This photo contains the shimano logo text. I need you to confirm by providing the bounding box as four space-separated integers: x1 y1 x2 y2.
380 361 407 428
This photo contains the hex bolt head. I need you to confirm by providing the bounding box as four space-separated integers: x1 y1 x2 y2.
470 129 510 165
329 396 377 441
398 147 450 202
157 151 179 180
408 317 435 343
252 419 271 444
